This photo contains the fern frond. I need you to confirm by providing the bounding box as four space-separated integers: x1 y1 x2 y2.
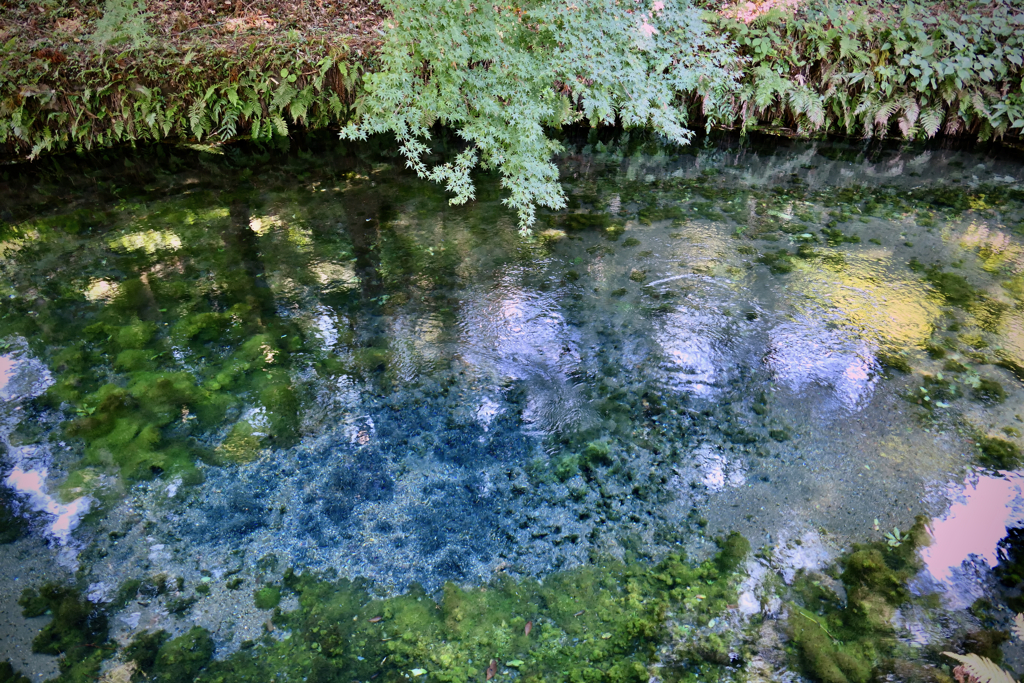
919 107 943 137
874 99 899 130
942 653 1017 683
899 97 920 137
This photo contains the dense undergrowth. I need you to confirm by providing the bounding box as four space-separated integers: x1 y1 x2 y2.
709 1 1024 141
3 0 1024 227
0 38 364 159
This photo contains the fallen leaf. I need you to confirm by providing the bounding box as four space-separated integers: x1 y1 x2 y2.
524 620 532 636
369 616 383 623
54 17 82 34
507 660 524 668
410 669 427 677
99 662 137 683
486 659 498 680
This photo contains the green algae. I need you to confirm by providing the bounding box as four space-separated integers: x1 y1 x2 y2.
922 267 978 308
148 539 753 683
0 481 27 544
973 377 1007 404
17 583 111 683
978 437 1022 470
0 663 29 683
785 519 931 683
254 585 282 610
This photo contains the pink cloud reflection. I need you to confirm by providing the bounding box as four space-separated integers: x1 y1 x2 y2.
0 355 15 392
922 473 1023 581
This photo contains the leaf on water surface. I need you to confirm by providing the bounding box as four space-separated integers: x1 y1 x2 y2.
943 652 1016 683
486 659 498 680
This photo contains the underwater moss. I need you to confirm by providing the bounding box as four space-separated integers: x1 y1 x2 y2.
0 662 30 683
820 227 860 246
553 453 580 482
923 267 978 307
758 249 795 274
151 628 215 683
254 585 282 610
185 539 749 683
973 378 1006 404
942 359 967 373
0 484 27 544
877 353 912 374
978 437 1021 470
786 518 930 683
563 213 611 231
18 582 111 683
581 440 614 469
124 630 171 674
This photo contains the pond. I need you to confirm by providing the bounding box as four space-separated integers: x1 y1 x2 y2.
1 133 1023 683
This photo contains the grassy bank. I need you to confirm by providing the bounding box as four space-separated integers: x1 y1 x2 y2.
0 0 381 159
3 1 1023 153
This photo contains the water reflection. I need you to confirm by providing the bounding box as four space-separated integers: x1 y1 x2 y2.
0 136 1021 617
766 316 878 410
923 473 1024 582
458 266 588 434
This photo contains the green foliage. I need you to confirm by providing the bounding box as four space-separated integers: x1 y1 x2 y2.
343 0 738 230
89 0 153 50
710 2 1024 140
0 38 363 160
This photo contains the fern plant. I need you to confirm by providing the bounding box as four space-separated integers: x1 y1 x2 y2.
944 652 1017 683
341 0 739 231
89 0 153 50
943 613 1024 683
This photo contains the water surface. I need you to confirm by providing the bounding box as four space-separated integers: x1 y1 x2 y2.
1 134 1023 673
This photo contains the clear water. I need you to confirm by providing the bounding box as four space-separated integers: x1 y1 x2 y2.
1 134 1023 676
